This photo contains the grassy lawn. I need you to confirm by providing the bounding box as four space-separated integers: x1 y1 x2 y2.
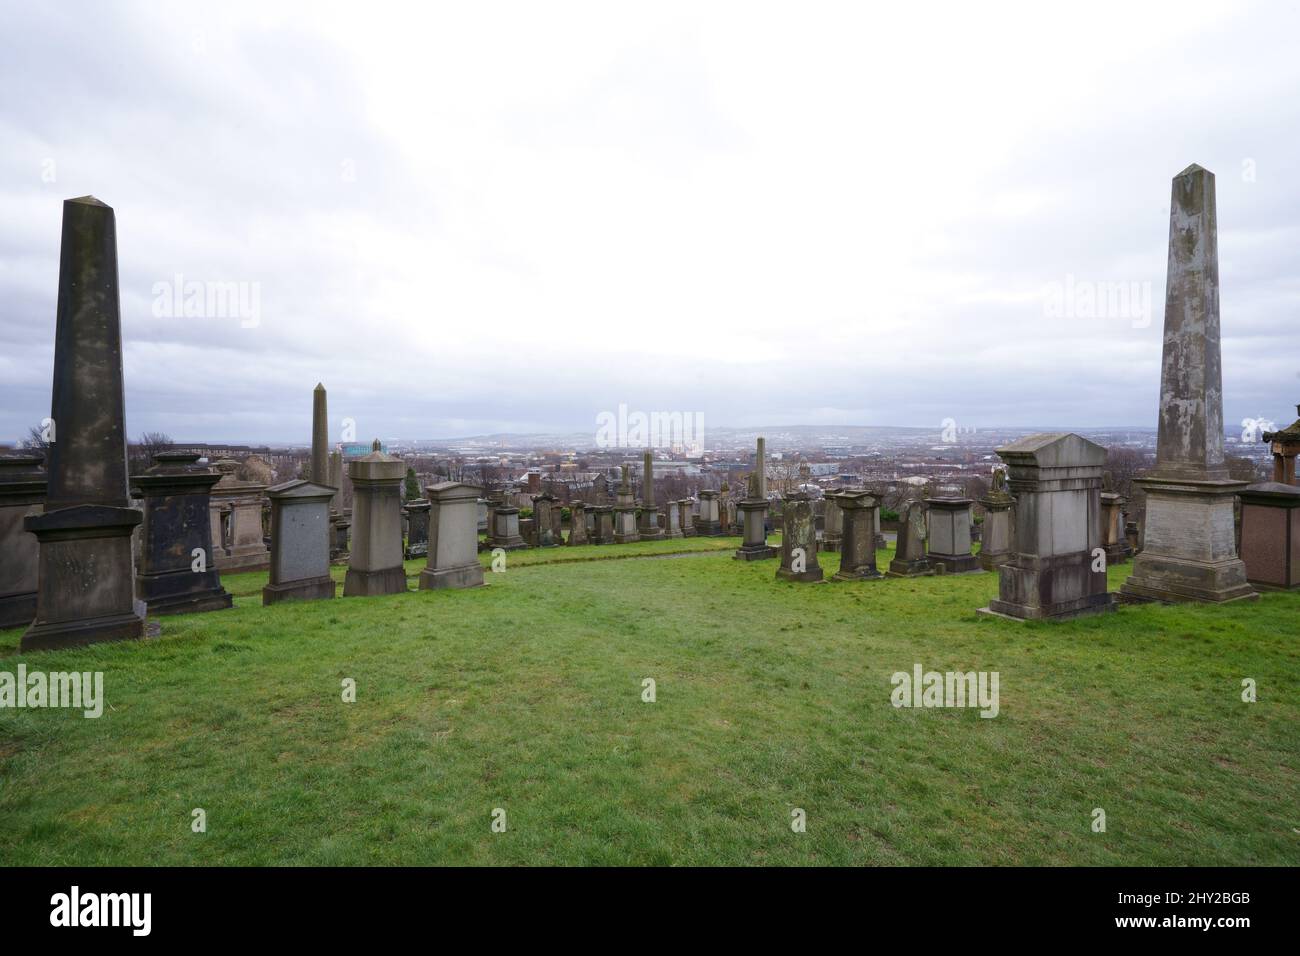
0 539 1296 866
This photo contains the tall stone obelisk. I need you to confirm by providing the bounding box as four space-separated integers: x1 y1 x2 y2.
22 197 145 650
638 448 663 539
311 383 329 485
1121 165 1256 604
755 437 767 499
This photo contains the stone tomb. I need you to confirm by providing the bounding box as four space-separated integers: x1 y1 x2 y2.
977 471 1015 571
1237 482 1300 590
208 459 269 572
22 197 145 651
980 433 1116 621
0 454 46 629
132 452 233 616
263 480 337 605
489 505 526 550
1099 472 1131 564
888 500 932 577
832 490 883 581
678 499 695 537
776 492 822 582
567 501 588 545
532 494 559 547
404 499 430 559
696 490 721 536
344 441 408 597
613 465 639 544
420 481 485 590
925 489 981 574
821 490 844 552
590 504 615 544
663 499 684 539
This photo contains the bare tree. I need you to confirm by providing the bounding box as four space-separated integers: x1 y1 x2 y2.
129 431 173 471
20 423 50 453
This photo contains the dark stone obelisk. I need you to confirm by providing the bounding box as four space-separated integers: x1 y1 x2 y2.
311 383 329 485
22 197 145 651
1121 166 1256 604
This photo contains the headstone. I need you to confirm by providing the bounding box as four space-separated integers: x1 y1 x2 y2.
925 487 981 574
477 498 488 533
0 454 46 629
1099 472 1131 564
207 459 269 572
978 469 1015 571
263 479 337 605
489 505 526 550
678 499 695 537
328 450 347 558
696 490 721 536
776 491 822 582
734 476 775 561
873 505 886 550
980 433 1116 621
822 490 844 552
551 501 563 544
343 440 407 596
887 499 932 577
1120 165 1256 604
832 490 883 581
638 450 664 540
1236 482 1300 589
420 481 485 590
22 197 145 651
132 452 233 615
404 499 430 559
567 501 588 545
590 504 615 544
532 494 558 547
614 465 639 543
663 500 683 538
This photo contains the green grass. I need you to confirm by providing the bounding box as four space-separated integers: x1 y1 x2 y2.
0 539 1296 866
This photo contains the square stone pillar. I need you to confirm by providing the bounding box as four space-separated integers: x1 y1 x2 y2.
888 500 932 577
532 494 559 547
489 505 526 550
1237 482 1300 590
678 499 695 537
832 490 883 581
132 452 232 616
925 491 981 574
420 481 485 590
662 501 683 538
1100 482 1131 565
978 476 1015 572
776 492 822 582
263 480 336 605
696 490 721 535
638 450 663 540
980 433 1115 621
404 499 430 559
591 505 615 544
344 442 408 596
567 501 588 545
822 490 844 552
0 455 46 629
734 499 775 560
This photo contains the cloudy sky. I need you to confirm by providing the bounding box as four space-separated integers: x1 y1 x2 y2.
1 0 1296 445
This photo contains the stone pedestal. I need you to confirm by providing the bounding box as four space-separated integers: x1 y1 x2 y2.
734 499 775 560
696 490 721 535
0 455 45 630
925 492 982 574
978 479 1015 572
822 491 844 553
1100 486 1131 564
980 433 1116 621
1237 482 1300 589
591 505 615 544
344 443 408 597
678 499 695 537
22 197 145 651
489 506 526 550
263 480 336 605
1120 165 1255 605
132 452 232 616
330 511 351 560
532 494 559 547
567 502 588 545
776 492 822 582
888 500 932 577
208 459 269 572
404 499 430 559
638 450 664 540
663 502 684 539
420 481 485 590
832 490 883 581
613 506 640 543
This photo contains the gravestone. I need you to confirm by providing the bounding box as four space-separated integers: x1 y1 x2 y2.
420 481 485 590
1120 165 1255 604
263 479 336 605
734 472 775 560
404 499 430 559
532 494 558 547
776 491 822 582
1237 482 1300 589
822 490 844 552
678 499 695 537
888 499 932 577
0 454 46 629
696 490 721 535
873 505 887 550
489 505 526 550
567 501 588 545
22 197 145 651
208 459 269 572
663 500 683 538
613 465 639 543
591 504 615 544
1099 472 1131 564
832 490 883 581
1260 405 1300 485
311 383 329 486
925 488 981 574
638 450 664 540
344 440 407 596
132 452 232 616
978 469 1015 571
980 433 1116 621
328 451 347 559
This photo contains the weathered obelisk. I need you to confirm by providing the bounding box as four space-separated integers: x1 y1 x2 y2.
1121 165 1256 604
22 197 145 650
311 383 330 485
638 449 663 540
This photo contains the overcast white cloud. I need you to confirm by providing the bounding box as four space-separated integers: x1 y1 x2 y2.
1 0 1296 444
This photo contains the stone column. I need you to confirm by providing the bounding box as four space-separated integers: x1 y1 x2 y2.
925 489 981 574
1237 482 1300 589
978 472 1015 571
344 441 408 596
1099 473 1131 564
638 449 663 540
776 492 822 582
311 383 329 485
0 454 46 629
734 480 775 561
404 499 430 559
663 500 683 538
832 490 883 581
614 465 639 543
822 490 844 552
696 490 721 535
263 480 337 604
591 504 615 544
420 481 485 590
22 197 144 651
132 452 233 616
1121 165 1255 604
888 499 933 577
755 437 767 499
490 505 526 550
980 433 1116 621
568 501 588 545
678 499 695 537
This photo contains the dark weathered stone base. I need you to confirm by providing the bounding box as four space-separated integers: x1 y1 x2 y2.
404 544 428 560
978 550 1011 572
663 529 684 539
263 575 336 605
488 536 527 551
141 587 233 617
1104 544 1131 565
821 536 841 553
832 567 883 582
614 532 641 544
21 610 145 651
874 534 888 550
926 552 983 575
776 565 824 582
694 520 721 536
419 562 485 590
213 549 270 574
979 592 1118 622
0 591 37 630
343 565 408 597
734 544 776 561
1119 554 1258 604
887 558 933 577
